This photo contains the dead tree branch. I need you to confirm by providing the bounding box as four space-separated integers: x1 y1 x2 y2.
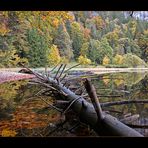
27 67 143 137
101 100 148 107
84 78 104 120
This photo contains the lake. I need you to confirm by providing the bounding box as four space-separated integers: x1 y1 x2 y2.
0 71 148 137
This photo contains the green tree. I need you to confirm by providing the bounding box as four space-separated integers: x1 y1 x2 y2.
138 29 148 63
70 22 86 59
54 24 73 61
27 28 49 67
87 39 100 64
80 38 113 65
96 38 113 64
80 39 100 64
104 25 122 50
80 42 89 56
123 53 147 67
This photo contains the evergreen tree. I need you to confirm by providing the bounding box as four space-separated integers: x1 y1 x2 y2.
138 29 148 62
80 38 113 65
27 28 49 67
54 24 73 61
87 39 100 64
70 22 86 59
98 37 113 64
65 20 72 35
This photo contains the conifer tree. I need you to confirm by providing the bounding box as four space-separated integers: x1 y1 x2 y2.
54 24 73 61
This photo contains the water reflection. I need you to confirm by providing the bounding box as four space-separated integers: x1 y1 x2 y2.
0 80 63 137
92 72 148 136
0 72 148 136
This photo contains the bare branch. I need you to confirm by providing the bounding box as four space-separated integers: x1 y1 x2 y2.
58 64 67 79
64 63 81 73
50 62 61 73
54 64 63 80
39 96 63 112
84 78 104 120
62 96 82 115
101 100 148 107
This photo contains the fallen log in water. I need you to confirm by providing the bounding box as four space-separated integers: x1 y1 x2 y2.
83 79 143 137
0 67 144 137
26 67 143 137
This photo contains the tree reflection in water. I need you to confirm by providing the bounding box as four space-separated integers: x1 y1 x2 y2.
0 72 148 136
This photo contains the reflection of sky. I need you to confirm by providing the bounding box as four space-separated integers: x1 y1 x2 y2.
95 72 148 136
125 11 148 21
92 11 148 21
133 11 148 21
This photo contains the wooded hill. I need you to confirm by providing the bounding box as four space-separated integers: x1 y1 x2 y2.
0 11 148 68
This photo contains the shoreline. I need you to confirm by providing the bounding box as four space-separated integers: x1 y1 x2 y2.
0 67 148 73
0 67 148 72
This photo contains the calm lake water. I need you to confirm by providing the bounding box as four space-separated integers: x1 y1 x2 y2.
0 72 148 137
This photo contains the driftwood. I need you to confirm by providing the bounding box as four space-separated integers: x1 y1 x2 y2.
26 67 143 137
0 66 144 137
84 78 104 121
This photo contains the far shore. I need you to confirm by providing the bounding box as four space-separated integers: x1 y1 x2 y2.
0 67 148 75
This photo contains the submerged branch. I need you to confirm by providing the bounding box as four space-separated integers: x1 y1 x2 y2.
101 100 148 107
125 124 148 129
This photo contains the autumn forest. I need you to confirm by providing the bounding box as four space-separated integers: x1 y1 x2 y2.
0 11 148 68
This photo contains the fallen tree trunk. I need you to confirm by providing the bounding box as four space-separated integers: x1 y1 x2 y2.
83 79 143 137
1 69 143 136
30 71 143 137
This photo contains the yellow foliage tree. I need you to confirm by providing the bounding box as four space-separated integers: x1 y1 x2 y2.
105 25 122 48
0 50 28 68
114 79 124 86
0 23 10 36
60 57 69 64
78 55 91 65
52 18 59 28
0 80 28 101
1 129 17 137
16 11 73 31
113 54 123 65
0 12 10 36
48 45 61 66
103 56 110 65
103 76 110 85
94 16 105 30
127 20 137 37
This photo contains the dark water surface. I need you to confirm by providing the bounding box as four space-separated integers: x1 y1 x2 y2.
0 72 148 137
